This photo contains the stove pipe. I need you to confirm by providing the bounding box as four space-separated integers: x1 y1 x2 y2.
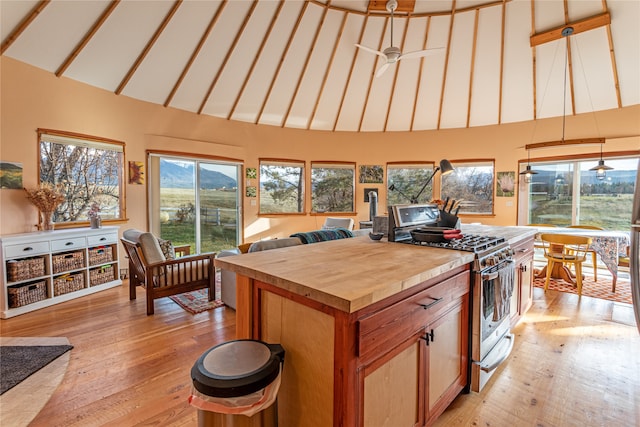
369 191 378 221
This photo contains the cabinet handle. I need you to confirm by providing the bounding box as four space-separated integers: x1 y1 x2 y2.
421 329 435 346
99 237 106 241
23 247 34 252
417 297 443 310
520 264 527 272
65 242 74 246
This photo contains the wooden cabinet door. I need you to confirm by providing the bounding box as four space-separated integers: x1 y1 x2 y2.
518 254 534 315
425 296 469 425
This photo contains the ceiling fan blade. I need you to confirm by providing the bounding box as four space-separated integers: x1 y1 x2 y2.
398 47 445 61
375 62 391 78
355 43 387 59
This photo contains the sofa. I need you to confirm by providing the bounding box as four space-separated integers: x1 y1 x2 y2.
216 228 368 309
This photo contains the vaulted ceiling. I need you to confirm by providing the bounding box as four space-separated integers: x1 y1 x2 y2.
2 0 638 133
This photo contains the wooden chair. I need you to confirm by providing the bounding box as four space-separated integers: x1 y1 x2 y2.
613 246 630 292
528 224 558 252
540 233 592 296
566 225 603 282
120 229 215 315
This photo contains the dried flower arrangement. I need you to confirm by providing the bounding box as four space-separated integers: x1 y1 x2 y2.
24 183 65 230
88 202 101 218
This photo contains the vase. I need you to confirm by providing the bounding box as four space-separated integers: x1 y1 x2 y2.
90 216 102 229
41 211 54 231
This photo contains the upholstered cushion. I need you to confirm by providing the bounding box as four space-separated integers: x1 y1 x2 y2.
157 238 175 260
238 242 253 254
138 232 166 264
123 228 144 243
248 237 302 252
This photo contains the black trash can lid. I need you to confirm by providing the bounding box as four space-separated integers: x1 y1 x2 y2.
191 340 285 398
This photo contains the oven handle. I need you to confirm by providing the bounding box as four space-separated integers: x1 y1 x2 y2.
475 333 515 372
481 259 513 281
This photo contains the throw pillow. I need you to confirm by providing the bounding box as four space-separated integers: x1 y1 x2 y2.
157 238 175 260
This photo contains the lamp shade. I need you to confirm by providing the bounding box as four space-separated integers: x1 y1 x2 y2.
589 159 613 172
439 159 455 175
519 165 538 176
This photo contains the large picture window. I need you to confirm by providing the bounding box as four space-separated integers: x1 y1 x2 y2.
520 156 638 231
311 162 354 213
260 159 305 214
38 129 125 225
441 160 494 215
387 163 436 205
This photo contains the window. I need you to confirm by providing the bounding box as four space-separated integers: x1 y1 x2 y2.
387 163 436 205
441 160 494 215
148 154 241 254
38 129 125 224
520 156 638 231
311 162 354 213
260 159 305 214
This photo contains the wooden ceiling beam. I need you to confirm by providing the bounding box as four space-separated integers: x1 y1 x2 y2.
530 12 610 47
525 138 605 150
1 0 50 55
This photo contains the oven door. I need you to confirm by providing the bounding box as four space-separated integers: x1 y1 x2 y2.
471 259 516 392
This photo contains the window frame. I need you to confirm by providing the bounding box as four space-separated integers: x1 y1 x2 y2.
259 158 306 215
441 159 495 216
310 161 356 214
37 128 126 227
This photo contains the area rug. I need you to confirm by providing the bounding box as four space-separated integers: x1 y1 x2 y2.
533 276 632 304
0 344 73 395
169 289 224 314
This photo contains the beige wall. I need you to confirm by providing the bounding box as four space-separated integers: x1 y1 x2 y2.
2 56 639 241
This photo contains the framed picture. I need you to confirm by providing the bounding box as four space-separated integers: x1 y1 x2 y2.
246 186 256 198
0 161 23 189
246 167 257 179
496 171 515 197
359 165 383 184
128 161 145 185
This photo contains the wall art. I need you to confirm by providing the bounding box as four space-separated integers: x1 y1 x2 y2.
359 165 383 184
0 161 23 189
128 161 145 185
496 171 515 197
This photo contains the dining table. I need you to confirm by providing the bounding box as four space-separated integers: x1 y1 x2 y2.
529 226 631 286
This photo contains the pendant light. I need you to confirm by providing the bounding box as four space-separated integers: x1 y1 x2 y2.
520 150 538 184
589 143 613 180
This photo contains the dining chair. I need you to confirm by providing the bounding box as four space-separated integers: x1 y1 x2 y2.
614 246 630 292
528 224 558 252
540 233 592 296
566 225 603 282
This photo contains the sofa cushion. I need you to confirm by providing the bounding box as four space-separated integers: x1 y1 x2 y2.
248 237 302 252
290 228 353 244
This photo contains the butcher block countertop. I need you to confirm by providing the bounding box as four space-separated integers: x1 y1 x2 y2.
215 225 535 313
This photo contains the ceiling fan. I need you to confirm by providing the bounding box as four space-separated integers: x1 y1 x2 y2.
355 0 443 78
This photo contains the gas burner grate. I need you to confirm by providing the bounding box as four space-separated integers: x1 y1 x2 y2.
410 235 505 253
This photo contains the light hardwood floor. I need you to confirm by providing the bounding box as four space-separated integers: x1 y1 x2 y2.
1 281 639 426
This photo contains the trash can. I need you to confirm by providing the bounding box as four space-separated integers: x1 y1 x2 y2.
189 339 285 427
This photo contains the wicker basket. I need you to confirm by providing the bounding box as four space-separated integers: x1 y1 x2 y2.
90 265 115 286
6 257 46 282
53 272 85 296
8 280 48 308
52 250 85 274
88 246 113 266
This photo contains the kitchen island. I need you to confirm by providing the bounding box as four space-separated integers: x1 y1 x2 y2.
215 225 535 427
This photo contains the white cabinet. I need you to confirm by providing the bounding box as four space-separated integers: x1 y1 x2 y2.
1 226 122 318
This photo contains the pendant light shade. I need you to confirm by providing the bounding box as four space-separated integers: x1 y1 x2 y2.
589 144 613 180
520 151 538 184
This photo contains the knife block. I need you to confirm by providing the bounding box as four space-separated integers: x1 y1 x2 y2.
437 210 461 229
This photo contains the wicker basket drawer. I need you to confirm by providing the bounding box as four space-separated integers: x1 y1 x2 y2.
90 265 115 286
88 246 113 266
52 250 85 274
6 257 46 282
8 280 48 308
53 272 85 296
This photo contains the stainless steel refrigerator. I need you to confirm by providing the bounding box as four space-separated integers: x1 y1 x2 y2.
632 159 640 333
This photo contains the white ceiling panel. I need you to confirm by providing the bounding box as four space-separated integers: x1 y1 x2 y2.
2 0 637 133
120 1 222 105
3 1 108 73
63 1 174 92
468 6 502 127
440 10 475 129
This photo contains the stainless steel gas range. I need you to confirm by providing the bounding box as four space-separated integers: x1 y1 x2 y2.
387 204 516 392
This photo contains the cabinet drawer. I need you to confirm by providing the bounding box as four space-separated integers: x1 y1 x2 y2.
358 271 469 363
87 233 117 246
5 241 50 258
51 237 86 252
